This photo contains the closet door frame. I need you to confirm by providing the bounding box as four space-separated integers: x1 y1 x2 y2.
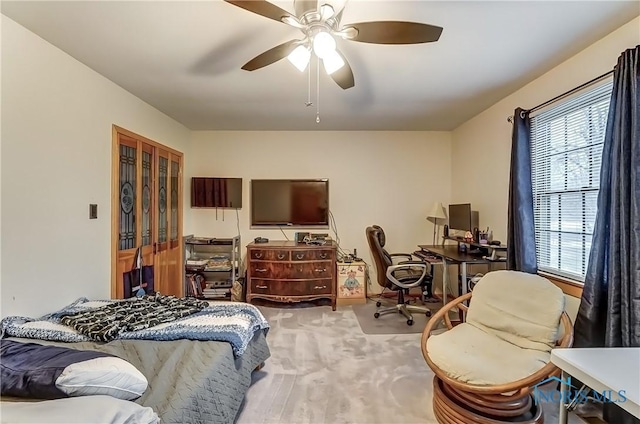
110 125 184 299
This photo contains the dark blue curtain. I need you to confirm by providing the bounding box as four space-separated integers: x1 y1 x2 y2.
507 108 538 273
573 46 640 424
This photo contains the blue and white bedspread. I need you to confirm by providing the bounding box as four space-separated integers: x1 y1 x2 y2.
0 298 270 357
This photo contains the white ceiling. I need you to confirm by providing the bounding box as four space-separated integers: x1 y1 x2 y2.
2 1 638 131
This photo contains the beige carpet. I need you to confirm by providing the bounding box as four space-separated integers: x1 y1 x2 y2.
352 300 441 334
235 305 585 424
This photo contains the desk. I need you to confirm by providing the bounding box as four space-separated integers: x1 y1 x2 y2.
442 236 507 260
551 347 640 422
417 245 497 305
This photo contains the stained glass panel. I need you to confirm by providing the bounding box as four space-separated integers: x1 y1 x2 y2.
158 156 168 243
119 145 136 250
170 160 179 241
142 150 152 246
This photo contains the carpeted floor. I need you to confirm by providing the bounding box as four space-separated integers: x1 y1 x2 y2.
352 300 442 335
235 305 585 424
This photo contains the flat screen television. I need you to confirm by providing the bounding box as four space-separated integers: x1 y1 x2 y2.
191 177 242 208
251 179 329 226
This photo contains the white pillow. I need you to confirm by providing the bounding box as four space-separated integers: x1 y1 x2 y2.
55 357 148 400
0 395 159 424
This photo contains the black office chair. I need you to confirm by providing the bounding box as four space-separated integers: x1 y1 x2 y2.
366 225 434 325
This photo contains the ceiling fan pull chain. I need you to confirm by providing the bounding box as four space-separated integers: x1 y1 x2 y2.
316 56 321 124
305 58 313 107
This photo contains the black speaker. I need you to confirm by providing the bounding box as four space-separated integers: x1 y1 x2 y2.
444 225 449 237
295 232 310 243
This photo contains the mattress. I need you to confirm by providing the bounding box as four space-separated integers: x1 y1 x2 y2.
4 332 270 424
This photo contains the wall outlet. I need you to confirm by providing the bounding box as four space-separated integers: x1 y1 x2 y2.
89 204 98 219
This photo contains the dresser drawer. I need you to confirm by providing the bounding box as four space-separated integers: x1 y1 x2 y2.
249 262 279 278
250 262 332 279
288 262 333 279
291 249 333 261
250 279 332 296
249 249 289 261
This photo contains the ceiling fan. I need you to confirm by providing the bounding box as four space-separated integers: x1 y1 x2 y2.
224 0 443 90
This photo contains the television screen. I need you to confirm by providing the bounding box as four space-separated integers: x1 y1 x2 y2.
448 203 472 232
251 179 329 226
191 177 242 208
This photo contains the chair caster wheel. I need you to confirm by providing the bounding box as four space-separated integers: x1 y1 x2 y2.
426 311 432 317
407 319 414 326
374 312 380 319
376 301 381 307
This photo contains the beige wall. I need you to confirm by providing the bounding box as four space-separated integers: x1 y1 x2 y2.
450 16 640 244
187 131 452 293
450 16 640 309
1 16 191 317
3 13 637 318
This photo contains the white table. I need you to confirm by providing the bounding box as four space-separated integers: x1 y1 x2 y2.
551 347 640 423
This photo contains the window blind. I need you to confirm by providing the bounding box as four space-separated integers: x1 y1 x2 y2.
530 78 613 282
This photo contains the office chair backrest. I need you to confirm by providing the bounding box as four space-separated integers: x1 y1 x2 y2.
366 226 393 289
372 224 396 263
372 225 386 247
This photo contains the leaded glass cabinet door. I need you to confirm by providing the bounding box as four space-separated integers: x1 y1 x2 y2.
153 149 183 296
112 127 183 299
139 143 155 283
167 155 182 293
115 134 143 299
154 149 170 292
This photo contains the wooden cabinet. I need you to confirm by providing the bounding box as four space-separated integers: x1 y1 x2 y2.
246 241 337 310
337 261 367 306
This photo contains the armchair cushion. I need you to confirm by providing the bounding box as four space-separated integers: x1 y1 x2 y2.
465 271 565 353
427 323 550 385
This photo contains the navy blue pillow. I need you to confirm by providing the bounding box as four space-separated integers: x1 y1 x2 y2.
0 340 114 399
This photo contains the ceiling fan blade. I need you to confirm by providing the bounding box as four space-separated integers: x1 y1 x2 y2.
241 40 300 71
224 0 293 24
294 0 318 17
343 21 443 44
330 51 354 90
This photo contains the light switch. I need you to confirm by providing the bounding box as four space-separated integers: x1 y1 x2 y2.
89 204 98 219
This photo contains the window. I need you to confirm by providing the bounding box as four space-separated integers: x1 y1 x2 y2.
530 78 613 282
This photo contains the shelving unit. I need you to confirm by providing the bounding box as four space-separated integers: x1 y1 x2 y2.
184 235 241 300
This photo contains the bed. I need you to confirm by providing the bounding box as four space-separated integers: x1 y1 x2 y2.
1 297 271 424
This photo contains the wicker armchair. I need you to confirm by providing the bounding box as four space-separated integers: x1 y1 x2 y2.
421 270 574 423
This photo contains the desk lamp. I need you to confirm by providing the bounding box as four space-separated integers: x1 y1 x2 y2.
426 202 448 245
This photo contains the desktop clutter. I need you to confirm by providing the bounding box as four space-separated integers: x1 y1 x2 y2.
295 232 331 246
442 222 505 261
253 233 333 246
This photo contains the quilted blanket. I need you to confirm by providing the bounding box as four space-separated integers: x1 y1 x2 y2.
60 294 210 342
0 297 269 357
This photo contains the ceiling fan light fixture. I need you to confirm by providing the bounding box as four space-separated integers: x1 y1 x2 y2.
335 26 358 40
281 15 305 29
287 45 311 72
322 49 345 75
312 31 336 59
319 4 335 20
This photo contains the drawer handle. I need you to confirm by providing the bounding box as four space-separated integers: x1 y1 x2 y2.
296 253 305 259
256 285 268 289
313 285 327 290
319 253 328 259
314 268 327 272
254 252 263 259
255 268 267 272
277 253 286 259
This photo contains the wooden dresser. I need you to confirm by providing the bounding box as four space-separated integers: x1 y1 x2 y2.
246 241 337 310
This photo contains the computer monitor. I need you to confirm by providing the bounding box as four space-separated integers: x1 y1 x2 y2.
448 203 472 232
